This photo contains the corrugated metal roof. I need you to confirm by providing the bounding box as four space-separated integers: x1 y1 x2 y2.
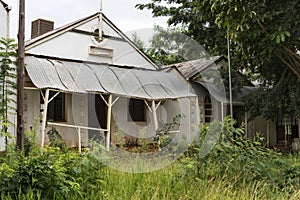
171 56 223 79
25 56 196 100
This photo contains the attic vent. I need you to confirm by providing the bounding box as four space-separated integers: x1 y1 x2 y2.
31 19 54 39
93 29 104 43
89 46 113 58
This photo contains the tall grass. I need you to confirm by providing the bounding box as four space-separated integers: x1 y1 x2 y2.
97 163 299 200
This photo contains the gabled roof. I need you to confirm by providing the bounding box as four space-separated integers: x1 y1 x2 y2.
25 12 158 69
169 56 224 80
25 13 99 48
0 0 10 12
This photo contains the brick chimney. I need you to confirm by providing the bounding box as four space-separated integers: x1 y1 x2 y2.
31 19 54 39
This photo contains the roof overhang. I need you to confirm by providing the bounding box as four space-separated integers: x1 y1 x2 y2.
195 81 255 105
25 56 196 101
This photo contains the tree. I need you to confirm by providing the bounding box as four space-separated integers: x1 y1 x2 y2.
136 0 300 120
0 38 17 141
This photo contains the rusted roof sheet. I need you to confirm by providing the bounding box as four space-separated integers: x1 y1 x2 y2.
170 56 223 79
25 56 196 100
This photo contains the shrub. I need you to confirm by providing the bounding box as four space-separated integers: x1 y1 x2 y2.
185 117 300 191
0 130 104 199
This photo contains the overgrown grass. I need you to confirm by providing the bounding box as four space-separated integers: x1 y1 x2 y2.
97 162 299 200
0 118 300 199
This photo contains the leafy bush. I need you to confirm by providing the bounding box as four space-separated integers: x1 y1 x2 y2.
185 117 300 191
0 130 104 199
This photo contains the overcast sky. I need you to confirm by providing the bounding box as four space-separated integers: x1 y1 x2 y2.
6 0 168 40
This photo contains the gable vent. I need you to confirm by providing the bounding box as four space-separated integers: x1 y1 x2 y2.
31 19 54 39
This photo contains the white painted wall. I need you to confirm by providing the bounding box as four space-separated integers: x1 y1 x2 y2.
0 3 8 151
0 4 7 38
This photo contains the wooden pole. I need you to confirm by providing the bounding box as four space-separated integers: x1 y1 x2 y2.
98 0 103 41
227 30 233 119
152 101 158 131
41 89 50 147
106 95 112 150
17 0 25 150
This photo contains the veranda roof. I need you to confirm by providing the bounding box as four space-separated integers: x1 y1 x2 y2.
25 56 196 100
195 81 255 105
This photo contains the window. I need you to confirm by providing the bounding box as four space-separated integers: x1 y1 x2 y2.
204 95 213 123
276 116 299 144
41 91 66 122
128 98 146 122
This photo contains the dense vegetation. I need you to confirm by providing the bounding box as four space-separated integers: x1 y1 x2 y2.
136 0 300 121
0 118 299 199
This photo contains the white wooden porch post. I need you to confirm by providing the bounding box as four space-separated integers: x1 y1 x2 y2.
41 89 50 147
77 127 81 153
152 101 158 131
106 95 112 150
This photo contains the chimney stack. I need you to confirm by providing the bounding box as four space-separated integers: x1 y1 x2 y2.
31 19 54 39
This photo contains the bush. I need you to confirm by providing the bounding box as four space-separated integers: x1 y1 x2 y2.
185 117 300 191
0 130 104 199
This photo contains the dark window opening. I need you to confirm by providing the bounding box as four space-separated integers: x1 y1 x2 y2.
95 94 108 129
128 98 146 122
41 91 66 122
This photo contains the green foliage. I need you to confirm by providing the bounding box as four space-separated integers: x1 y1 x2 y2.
245 75 300 120
136 0 300 120
0 38 17 139
47 128 67 150
188 117 300 191
155 114 184 149
0 131 104 199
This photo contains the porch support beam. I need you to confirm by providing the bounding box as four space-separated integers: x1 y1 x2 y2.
152 101 159 131
48 91 60 103
144 100 152 112
106 94 112 150
41 89 50 147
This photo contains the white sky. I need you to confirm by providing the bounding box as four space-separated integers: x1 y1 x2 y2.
5 0 168 40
